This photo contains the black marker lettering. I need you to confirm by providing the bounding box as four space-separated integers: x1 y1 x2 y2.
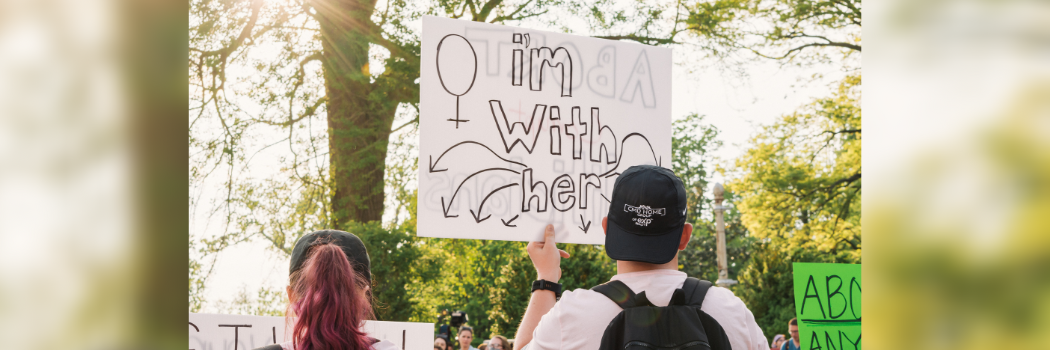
521 169 548 212
551 174 576 212
801 275 827 319
589 107 617 164
512 33 524 86
490 100 546 154
564 107 586 159
549 106 562 155
529 47 573 97
578 173 601 209
841 331 860 350
219 324 252 350
808 331 822 350
826 275 847 319
849 277 862 319
824 331 839 350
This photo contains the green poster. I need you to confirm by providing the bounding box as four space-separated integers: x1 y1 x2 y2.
791 263 861 350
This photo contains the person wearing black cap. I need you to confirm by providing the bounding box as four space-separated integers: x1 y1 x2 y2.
253 230 398 350
512 165 769 350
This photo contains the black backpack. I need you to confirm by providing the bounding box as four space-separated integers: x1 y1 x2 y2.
592 277 732 350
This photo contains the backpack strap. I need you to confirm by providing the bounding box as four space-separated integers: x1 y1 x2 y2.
591 280 637 309
680 277 714 308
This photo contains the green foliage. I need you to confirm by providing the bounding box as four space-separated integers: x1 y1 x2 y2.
671 113 721 223
733 242 794 339
407 239 615 345
188 3 862 348
188 249 207 313
347 220 444 322
729 75 861 261
735 240 860 337
189 0 691 316
728 75 861 338
679 192 756 283
215 286 287 317
686 0 861 66
669 113 756 283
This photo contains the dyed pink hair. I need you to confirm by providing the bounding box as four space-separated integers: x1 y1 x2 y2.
289 243 374 350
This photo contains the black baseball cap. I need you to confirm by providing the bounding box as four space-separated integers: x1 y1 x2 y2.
289 230 371 282
605 165 688 264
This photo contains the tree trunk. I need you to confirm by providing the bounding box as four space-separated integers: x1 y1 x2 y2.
315 0 397 226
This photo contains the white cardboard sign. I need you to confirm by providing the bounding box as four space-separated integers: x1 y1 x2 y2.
188 313 433 350
418 16 672 244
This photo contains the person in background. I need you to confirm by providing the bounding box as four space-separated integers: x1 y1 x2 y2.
780 319 800 350
488 335 511 350
512 165 769 350
479 341 488 350
769 334 785 350
253 230 397 350
458 326 478 350
436 336 451 350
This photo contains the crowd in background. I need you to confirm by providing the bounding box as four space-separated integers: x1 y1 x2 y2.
435 327 511 350
435 318 801 350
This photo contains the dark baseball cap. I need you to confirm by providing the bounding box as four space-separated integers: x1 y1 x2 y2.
605 165 688 264
289 230 371 282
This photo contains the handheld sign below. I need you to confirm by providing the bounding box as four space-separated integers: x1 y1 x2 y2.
188 313 434 350
419 16 673 244
791 263 862 350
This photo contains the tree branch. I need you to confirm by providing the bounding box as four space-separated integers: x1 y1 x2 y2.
755 41 861 60
594 34 678 45
191 0 263 61
391 116 419 133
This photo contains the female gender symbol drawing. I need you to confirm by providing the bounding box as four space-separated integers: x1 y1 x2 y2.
436 34 478 129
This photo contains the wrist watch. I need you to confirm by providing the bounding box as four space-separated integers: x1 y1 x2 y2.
532 279 562 299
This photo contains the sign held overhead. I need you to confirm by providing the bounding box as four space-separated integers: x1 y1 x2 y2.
419 16 673 244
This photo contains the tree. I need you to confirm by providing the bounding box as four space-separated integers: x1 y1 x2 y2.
686 0 860 66
190 0 692 234
725 74 861 337
668 113 755 282
189 0 689 316
681 0 862 337
729 75 861 260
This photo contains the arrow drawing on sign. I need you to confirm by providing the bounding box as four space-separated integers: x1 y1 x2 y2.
441 167 521 217
469 183 519 223
598 132 661 178
428 141 528 173
579 214 592 233
501 215 520 227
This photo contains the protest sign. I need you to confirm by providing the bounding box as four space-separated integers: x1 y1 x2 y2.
791 263 862 350
188 313 433 350
418 16 673 244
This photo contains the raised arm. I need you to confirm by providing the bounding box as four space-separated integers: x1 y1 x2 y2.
513 225 569 350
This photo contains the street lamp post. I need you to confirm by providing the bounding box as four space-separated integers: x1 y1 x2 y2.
713 183 737 287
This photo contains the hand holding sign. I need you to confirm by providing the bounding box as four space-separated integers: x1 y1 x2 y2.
419 16 672 244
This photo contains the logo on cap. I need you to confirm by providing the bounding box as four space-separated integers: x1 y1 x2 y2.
624 204 665 226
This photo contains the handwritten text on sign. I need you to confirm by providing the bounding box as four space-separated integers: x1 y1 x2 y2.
791 263 862 350
419 16 673 244
188 313 433 350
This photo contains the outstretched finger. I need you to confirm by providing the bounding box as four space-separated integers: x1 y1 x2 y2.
558 249 571 258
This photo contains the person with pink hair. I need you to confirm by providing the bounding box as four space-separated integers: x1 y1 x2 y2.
254 230 398 350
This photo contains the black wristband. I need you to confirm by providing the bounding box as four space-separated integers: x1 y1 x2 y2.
532 279 562 299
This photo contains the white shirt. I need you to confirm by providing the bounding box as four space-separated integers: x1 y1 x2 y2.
278 339 399 350
529 270 769 350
